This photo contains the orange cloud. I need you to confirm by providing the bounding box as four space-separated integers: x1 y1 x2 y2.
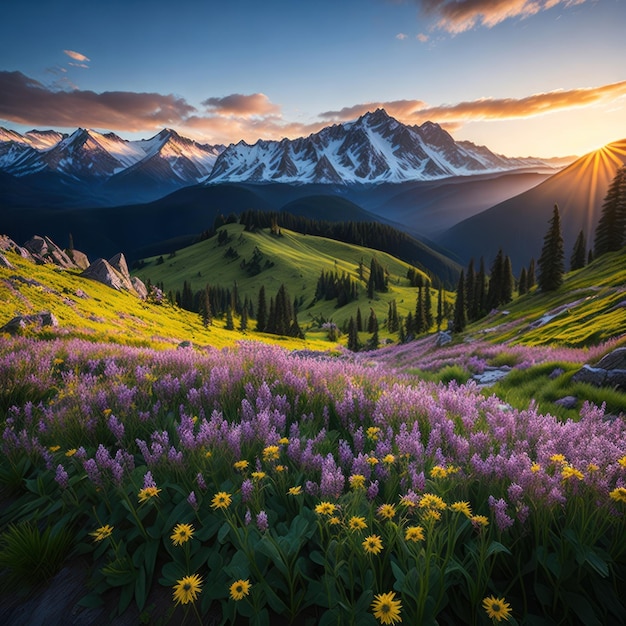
202 93 281 118
63 49 90 63
319 99 427 122
416 0 587 33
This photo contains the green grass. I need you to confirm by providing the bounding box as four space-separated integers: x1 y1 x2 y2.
466 247 626 348
134 223 452 333
0 250 329 351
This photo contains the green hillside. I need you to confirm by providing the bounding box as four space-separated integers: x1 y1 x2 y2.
134 223 451 336
0 248 328 351
466 246 626 347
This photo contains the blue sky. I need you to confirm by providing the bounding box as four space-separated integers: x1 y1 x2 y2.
1 0 625 157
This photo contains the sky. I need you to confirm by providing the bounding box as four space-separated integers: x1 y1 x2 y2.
1 0 625 158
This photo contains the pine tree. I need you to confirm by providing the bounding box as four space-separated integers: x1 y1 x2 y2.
356 307 363 332
527 258 536 290
486 249 504 310
200 286 212 327
538 204 565 292
475 258 487 319
239 306 248 331
594 166 626 257
368 311 379 350
570 229 586 271
347 316 360 352
424 283 433 330
518 267 528 296
465 259 475 321
502 256 514 304
225 307 235 330
452 270 467 333
256 285 267 332
436 285 444 331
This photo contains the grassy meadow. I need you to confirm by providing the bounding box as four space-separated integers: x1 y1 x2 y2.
1 238 625 626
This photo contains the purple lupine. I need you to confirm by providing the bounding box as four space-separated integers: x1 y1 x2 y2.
187 491 198 510
241 479 254 503
256 510 269 532
55 464 69 489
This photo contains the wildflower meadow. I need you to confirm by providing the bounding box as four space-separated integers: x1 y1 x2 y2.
1 337 626 625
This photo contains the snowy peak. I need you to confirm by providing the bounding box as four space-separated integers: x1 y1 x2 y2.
207 108 554 185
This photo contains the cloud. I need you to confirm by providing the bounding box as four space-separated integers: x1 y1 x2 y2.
68 63 89 69
412 0 587 33
202 93 281 118
417 32 429 42
319 82 626 128
319 99 427 122
63 49 90 63
396 32 409 39
0 71 195 131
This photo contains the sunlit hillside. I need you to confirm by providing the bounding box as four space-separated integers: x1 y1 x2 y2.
0 250 328 351
134 223 449 333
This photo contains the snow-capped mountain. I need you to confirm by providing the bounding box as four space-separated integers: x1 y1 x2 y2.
0 127 224 183
206 109 555 185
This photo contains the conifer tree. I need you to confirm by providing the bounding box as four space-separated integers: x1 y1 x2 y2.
527 258 536 290
367 308 377 333
570 229 587 271
518 267 528 296
486 249 504 310
587 249 594 265
452 270 467 333
256 285 267 332
347 316 360 352
239 306 248 332
502 256 514 303
594 166 626 256
368 311 379 350
538 204 565 292
424 283 433 329
465 259 475 321
475 258 487 319
200 286 212 327
414 287 427 334
356 307 363 332
225 307 234 330
436 285 444 331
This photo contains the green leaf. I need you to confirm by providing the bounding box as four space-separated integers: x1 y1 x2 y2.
562 591 602 626
486 541 512 558
218 521 230 543
135 566 147 611
251 608 270 626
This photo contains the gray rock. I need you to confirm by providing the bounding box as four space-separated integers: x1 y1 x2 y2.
0 311 59 335
606 369 626 391
66 249 90 270
0 252 14 269
108 252 131 282
596 348 626 372
131 276 148 299
571 365 607 387
82 258 133 292
554 396 578 409
436 331 452 346
549 367 565 380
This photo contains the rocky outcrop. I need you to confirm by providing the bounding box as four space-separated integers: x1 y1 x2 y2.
81 253 147 298
0 252 14 269
571 348 626 391
24 235 76 269
66 249 90 270
0 311 59 335
0 234 34 261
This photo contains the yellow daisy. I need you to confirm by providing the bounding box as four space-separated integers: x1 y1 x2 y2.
383 454 395 465
419 493 447 510
171 523 194 546
482 595 512 622
138 486 161 503
618 456 626 468
288 486 302 496
65 448 77 457
348 516 368 531
263 445 280 461
90 524 113 542
362 534 383 555
430 465 448 478
315 501 336 515
451 501 472 517
530 462 541 473
550 453 566 464
377 503 396 521
366 426 381 440
173 573 202 605
371 591 402 625
234 460 249 471
229 578 251 601
349 474 366 490
609 487 626 503
211 491 232 509
278 437 289 445
251 471 266 481
561 465 584 481
471 515 490 528
404 525 425 542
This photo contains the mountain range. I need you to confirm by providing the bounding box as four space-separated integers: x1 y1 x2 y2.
0 109 564 206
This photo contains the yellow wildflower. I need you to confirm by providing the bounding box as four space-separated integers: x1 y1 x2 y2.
371 591 402 625
211 491 232 509
349 474 366 490
348 516 367 531
262 445 280 461
173 574 202 605
609 487 626 503
419 493 447 510
90 524 113 542
315 501 336 515
362 534 383 555
405 525 425 542
234 460 249 471
482 595 512 622
229 579 251 601
288 486 302 496
377 503 396 521
170 523 194 546
138 486 161 503
451 501 472 517
561 465 584 481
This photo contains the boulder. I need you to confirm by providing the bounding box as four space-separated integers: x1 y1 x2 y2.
0 311 59 335
436 331 452 346
554 396 578 409
606 369 626 391
0 234 33 260
82 258 134 292
66 249 90 270
131 276 148 299
596 348 626 372
549 367 565 380
23 235 76 269
571 365 607 387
